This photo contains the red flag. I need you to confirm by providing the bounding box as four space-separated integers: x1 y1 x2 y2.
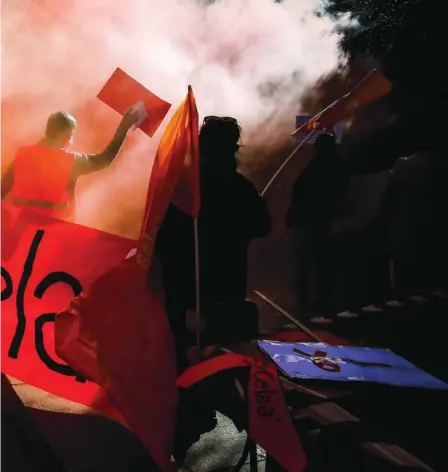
54 89 199 471
292 69 392 137
1 205 133 417
55 256 177 471
97 67 171 137
171 86 200 217
177 354 307 472
137 87 199 269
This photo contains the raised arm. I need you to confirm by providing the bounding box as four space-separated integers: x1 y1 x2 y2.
73 108 140 177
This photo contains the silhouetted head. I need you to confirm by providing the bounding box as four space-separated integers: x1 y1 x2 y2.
314 132 336 156
199 116 241 170
45 111 77 148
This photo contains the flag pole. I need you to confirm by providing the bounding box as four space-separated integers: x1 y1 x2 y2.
187 85 202 351
261 130 316 197
193 217 201 350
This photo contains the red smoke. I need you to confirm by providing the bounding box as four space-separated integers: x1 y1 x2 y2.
2 0 343 237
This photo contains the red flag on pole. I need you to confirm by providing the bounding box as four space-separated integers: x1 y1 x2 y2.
171 86 200 217
137 86 199 269
97 67 171 137
292 69 392 137
55 88 200 471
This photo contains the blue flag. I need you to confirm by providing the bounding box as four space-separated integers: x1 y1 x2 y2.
258 341 448 390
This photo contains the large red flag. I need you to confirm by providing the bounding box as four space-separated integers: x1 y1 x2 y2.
292 69 392 137
55 88 199 471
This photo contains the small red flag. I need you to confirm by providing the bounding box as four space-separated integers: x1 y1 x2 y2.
171 86 200 217
97 68 171 137
292 69 392 137
137 87 198 269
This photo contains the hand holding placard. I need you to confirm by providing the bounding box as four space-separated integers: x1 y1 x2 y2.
128 101 149 132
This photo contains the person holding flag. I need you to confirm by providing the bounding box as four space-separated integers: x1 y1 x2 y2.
156 115 272 370
155 115 272 463
1 108 139 220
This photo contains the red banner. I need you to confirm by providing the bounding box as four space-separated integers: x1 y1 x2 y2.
177 354 307 472
1 205 134 410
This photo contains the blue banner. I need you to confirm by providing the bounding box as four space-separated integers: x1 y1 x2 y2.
295 116 343 144
258 341 448 389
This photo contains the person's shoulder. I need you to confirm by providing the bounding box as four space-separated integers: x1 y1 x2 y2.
234 171 258 190
235 170 251 182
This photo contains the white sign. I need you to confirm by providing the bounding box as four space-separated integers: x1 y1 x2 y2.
129 101 148 131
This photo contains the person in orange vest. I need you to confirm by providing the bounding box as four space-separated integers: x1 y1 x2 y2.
1 108 139 219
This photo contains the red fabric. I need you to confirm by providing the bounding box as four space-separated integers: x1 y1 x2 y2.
1 204 133 413
137 88 196 269
177 354 250 388
249 358 307 472
56 258 177 472
97 68 171 137
54 90 197 471
292 69 392 137
8 145 74 218
177 354 307 472
171 86 200 217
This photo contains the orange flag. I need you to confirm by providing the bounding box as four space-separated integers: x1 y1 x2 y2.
172 86 200 217
138 86 199 269
292 69 392 137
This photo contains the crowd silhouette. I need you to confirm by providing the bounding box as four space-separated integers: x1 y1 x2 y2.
153 117 448 463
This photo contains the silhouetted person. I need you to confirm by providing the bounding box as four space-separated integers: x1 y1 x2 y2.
383 148 448 297
156 116 271 363
285 133 347 315
154 115 272 464
1 109 138 220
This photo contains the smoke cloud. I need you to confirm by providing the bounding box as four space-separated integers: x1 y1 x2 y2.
2 0 344 237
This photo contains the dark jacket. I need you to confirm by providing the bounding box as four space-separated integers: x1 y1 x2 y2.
285 152 347 228
383 151 448 261
155 163 272 309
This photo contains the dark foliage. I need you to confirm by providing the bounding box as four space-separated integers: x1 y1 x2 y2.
326 0 443 124
324 0 444 166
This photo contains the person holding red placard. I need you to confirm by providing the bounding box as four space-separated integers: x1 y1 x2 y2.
1 108 139 220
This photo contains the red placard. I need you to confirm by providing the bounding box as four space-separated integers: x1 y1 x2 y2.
97 68 171 137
